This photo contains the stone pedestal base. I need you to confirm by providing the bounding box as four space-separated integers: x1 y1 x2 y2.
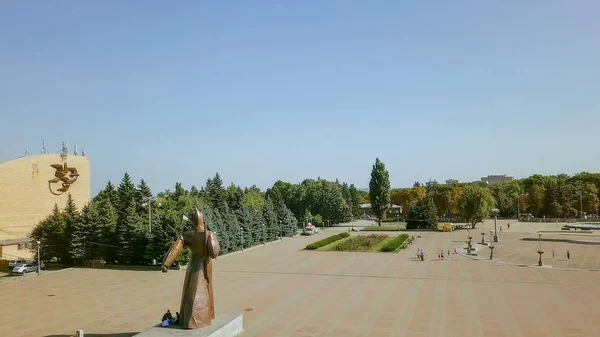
135 313 243 337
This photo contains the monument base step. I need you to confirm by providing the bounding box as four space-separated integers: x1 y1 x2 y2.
134 313 243 337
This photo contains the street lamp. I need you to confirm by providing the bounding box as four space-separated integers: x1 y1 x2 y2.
240 227 244 252
279 220 283 241
489 244 495 260
466 229 473 253
37 241 41 275
142 199 162 233
262 223 266 245
537 232 543 266
492 209 500 242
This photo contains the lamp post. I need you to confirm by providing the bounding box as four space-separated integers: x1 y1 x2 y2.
489 244 495 260
492 209 500 242
262 223 266 245
240 227 244 252
142 199 161 234
37 241 41 275
466 229 473 253
279 220 283 240
481 231 486 245
537 232 543 266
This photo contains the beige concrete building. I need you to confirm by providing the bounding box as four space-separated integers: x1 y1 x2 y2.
0 154 90 259
480 174 514 185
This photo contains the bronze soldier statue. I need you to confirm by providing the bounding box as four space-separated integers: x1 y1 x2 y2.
162 208 220 329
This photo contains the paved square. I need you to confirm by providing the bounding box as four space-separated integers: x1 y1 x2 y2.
2 224 600 337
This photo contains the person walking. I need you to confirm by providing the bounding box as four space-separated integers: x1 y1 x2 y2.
567 250 571 260
507 223 510 230
552 249 555 259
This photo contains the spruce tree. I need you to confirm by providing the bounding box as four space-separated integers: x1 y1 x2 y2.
117 172 137 221
116 204 141 264
235 200 254 248
63 193 80 263
96 197 118 261
369 158 391 225
281 206 297 237
262 198 278 241
223 207 241 252
30 204 66 262
70 203 100 262
251 208 266 245
206 173 227 214
348 184 361 217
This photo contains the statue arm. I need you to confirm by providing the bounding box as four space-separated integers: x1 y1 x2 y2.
207 231 220 259
162 236 184 271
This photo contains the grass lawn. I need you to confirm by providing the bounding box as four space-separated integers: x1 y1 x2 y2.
367 237 395 252
362 224 406 231
316 237 351 251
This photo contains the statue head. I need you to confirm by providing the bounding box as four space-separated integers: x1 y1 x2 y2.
192 208 205 231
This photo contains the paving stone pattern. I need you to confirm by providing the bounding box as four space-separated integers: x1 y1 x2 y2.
2 227 600 337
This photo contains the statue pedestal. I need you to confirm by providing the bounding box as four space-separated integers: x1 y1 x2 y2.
135 313 243 337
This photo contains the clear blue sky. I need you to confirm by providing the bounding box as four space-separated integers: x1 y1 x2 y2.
1 1 598 195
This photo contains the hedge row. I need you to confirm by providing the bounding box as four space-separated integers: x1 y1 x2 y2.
305 232 350 250
380 234 410 252
362 225 403 231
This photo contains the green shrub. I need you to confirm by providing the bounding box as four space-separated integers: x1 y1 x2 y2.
380 234 409 252
305 232 350 250
362 225 403 231
313 214 323 226
332 234 388 252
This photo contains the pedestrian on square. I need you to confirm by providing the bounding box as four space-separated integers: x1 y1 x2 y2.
552 249 555 259
567 250 570 260
507 223 510 230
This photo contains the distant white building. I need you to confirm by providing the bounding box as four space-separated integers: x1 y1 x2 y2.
360 203 402 217
480 175 514 185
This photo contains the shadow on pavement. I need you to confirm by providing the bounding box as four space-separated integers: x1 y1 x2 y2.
45 333 137 337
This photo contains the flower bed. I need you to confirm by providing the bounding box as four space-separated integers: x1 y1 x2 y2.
331 234 388 252
305 232 350 250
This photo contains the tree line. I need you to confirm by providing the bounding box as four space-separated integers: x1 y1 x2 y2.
30 173 363 265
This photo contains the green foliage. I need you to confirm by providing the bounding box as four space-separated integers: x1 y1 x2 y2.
313 214 323 227
206 173 227 214
461 185 496 228
262 198 279 241
380 234 409 252
331 234 388 252
69 202 100 261
369 158 391 224
362 225 404 231
30 204 67 262
406 197 438 229
305 232 350 250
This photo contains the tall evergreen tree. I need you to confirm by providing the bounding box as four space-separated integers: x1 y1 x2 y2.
348 184 361 217
117 173 137 221
63 193 80 263
235 192 254 248
116 204 141 264
96 197 118 261
70 203 100 262
281 206 297 237
223 206 241 252
206 173 227 213
262 198 278 241
369 158 391 225
251 208 266 245
30 204 67 262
